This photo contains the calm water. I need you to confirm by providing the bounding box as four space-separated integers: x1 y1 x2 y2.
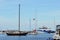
0 33 53 40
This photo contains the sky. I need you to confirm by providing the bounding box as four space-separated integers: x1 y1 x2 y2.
0 0 60 31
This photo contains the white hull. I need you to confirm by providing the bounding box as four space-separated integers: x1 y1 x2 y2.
28 32 38 35
53 33 60 39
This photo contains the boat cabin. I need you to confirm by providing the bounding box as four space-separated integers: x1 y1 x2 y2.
53 25 60 40
56 25 60 36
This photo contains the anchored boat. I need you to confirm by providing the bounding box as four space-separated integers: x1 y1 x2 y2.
6 31 28 36
37 26 55 33
6 4 28 36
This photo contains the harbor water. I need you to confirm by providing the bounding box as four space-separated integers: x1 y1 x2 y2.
0 33 54 40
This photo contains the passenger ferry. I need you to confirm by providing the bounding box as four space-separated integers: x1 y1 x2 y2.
37 26 55 33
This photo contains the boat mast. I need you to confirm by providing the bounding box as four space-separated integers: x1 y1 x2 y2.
29 18 31 31
18 4 20 31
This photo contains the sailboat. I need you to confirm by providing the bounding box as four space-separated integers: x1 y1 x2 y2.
6 4 28 36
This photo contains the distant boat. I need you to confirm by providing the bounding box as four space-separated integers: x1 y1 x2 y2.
28 29 38 35
28 18 38 35
37 26 55 33
6 4 28 36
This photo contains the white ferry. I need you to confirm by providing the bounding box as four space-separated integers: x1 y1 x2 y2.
37 26 55 33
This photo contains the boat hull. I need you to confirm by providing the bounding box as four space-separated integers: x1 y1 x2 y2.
6 32 28 36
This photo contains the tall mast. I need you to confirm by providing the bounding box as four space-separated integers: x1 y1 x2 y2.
29 18 31 31
18 4 20 31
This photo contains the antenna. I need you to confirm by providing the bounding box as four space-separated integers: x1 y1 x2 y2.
54 16 56 31
29 18 31 31
18 4 20 31
34 9 37 30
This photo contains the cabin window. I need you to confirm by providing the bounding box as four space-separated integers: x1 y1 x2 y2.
56 32 58 34
59 30 60 36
